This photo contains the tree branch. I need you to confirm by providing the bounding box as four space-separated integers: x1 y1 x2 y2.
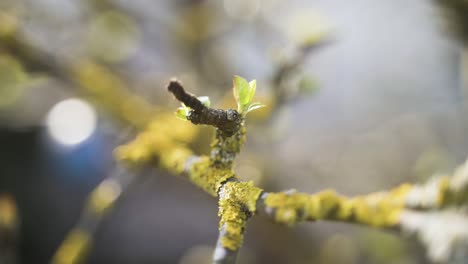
213 225 240 264
7 13 467 262
119 82 468 263
167 80 242 137
256 160 468 228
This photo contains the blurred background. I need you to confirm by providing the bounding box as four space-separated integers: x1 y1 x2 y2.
0 0 467 263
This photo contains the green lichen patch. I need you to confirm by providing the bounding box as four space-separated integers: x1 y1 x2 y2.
210 126 246 169
217 181 263 250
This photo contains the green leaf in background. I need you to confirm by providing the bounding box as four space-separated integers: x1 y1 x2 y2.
197 96 210 107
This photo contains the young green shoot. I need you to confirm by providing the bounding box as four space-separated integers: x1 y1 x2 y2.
232 75 265 116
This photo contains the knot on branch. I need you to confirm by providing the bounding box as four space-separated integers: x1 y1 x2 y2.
168 80 242 137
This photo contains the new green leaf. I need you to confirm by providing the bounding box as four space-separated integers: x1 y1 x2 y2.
175 103 190 121
175 107 188 120
233 75 251 108
233 75 262 115
247 80 256 105
232 75 264 116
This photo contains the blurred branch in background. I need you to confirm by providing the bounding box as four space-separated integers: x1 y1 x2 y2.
52 166 137 264
0 13 157 129
435 0 468 45
271 32 331 107
435 0 468 112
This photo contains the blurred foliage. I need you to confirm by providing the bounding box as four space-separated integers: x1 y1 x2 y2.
0 55 28 109
359 230 409 264
87 11 140 63
318 234 359 264
413 147 456 181
0 11 17 37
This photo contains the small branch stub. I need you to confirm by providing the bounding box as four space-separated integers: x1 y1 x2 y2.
168 80 242 137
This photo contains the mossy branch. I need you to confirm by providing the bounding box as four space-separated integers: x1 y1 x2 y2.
114 97 468 263
256 162 468 228
6 19 468 263
49 84 468 264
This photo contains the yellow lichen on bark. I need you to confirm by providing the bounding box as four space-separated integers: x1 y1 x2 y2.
264 184 413 227
187 157 235 196
218 181 263 250
52 230 91 264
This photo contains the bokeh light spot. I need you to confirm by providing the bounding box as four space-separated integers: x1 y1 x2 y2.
46 98 97 146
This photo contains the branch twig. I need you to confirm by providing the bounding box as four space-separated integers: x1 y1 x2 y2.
168 80 242 137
